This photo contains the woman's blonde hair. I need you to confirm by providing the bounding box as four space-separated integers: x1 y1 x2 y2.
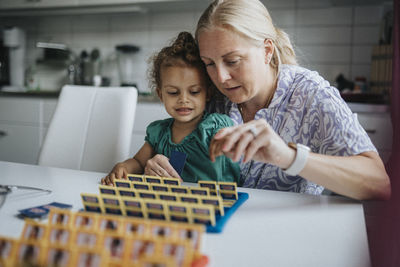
195 0 297 71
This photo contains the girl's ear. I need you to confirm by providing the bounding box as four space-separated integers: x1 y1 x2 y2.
156 88 163 100
264 39 274 64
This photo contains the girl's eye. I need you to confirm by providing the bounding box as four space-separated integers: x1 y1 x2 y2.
167 91 178 95
205 62 215 67
191 91 200 95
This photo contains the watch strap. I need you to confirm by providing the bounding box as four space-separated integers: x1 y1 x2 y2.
283 143 310 176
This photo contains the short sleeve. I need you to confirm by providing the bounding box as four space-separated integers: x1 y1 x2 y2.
306 83 376 156
144 119 171 149
196 113 234 146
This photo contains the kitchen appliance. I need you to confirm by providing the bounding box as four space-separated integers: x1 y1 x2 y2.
116 44 140 88
2 27 25 91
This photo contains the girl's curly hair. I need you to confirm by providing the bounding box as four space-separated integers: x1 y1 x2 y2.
148 31 212 98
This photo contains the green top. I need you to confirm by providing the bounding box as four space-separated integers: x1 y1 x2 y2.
145 112 240 183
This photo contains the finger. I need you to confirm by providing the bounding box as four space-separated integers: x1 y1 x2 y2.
101 177 106 185
232 132 254 162
213 126 236 140
223 122 263 152
109 173 116 186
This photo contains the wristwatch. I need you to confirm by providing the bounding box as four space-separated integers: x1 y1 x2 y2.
283 142 310 176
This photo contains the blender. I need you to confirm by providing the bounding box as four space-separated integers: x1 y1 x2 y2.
115 44 140 88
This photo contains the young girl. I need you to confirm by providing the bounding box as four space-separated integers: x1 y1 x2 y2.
101 31 240 185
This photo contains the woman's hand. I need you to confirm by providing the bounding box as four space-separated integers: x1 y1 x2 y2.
101 162 130 186
144 154 182 180
209 119 295 169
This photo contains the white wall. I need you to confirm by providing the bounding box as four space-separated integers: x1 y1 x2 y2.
0 0 391 92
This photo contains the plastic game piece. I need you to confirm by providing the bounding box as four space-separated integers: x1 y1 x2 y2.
99 185 117 196
170 186 189 194
179 195 201 204
72 212 98 230
0 237 17 267
151 184 169 192
116 187 136 197
48 226 71 246
127 174 144 182
158 192 178 202
114 179 131 189
131 182 150 191
190 187 210 196
162 177 181 186
169 150 187 176
43 245 73 267
201 195 225 216
21 221 48 242
145 176 162 184
101 195 124 216
121 197 146 219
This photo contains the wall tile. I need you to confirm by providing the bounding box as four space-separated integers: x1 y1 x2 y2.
296 26 351 45
353 26 381 45
297 45 351 64
351 64 371 80
354 5 383 25
150 11 197 31
352 45 373 64
109 12 150 31
297 7 352 26
270 9 296 27
260 0 296 9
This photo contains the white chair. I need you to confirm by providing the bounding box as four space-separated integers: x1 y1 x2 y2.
38 85 137 173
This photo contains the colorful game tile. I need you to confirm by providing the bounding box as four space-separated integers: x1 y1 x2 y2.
99 185 117 196
21 221 48 242
127 174 144 183
48 226 71 246
114 179 131 189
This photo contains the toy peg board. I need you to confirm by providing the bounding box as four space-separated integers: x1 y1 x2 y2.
206 192 249 233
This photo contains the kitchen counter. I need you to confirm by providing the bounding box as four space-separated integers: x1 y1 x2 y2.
0 90 161 103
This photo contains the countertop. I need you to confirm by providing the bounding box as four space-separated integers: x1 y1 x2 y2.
0 90 390 112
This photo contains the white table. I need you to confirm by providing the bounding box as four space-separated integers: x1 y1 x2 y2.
0 161 370 267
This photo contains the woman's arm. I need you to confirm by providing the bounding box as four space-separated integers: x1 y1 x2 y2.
209 119 391 200
101 142 155 185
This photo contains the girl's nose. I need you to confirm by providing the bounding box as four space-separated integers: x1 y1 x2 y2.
178 92 189 103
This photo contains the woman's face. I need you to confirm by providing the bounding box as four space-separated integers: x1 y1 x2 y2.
198 27 272 104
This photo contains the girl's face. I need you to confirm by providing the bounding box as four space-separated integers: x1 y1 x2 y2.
159 65 208 125
198 27 272 105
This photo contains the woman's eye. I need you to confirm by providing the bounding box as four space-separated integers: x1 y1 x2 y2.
205 62 215 67
227 60 239 66
191 91 200 95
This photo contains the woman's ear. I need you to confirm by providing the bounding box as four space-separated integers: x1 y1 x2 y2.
264 39 274 64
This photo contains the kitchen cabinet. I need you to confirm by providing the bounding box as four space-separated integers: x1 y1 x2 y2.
0 97 57 164
0 96 168 165
348 103 393 163
0 0 78 10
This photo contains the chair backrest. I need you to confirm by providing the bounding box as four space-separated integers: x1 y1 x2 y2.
38 85 137 173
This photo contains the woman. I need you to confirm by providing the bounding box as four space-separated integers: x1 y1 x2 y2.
145 0 390 200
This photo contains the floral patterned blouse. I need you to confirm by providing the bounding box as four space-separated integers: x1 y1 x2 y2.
207 64 376 195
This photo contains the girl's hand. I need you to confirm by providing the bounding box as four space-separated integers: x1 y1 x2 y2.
144 154 182 180
101 162 129 186
209 119 295 169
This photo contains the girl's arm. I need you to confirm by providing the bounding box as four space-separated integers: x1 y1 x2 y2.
101 142 155 185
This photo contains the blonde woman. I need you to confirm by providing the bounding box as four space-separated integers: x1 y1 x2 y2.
145 0 390 200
